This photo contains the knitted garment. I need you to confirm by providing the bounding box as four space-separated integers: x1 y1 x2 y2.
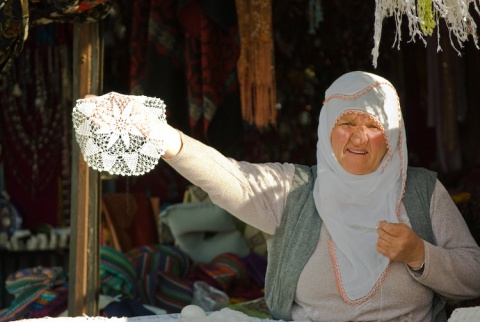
0 266 67 322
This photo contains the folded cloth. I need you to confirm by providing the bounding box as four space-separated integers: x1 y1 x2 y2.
100 246 137 298
448 306 480 322
194 253 247 291
29 287 69 318
0 266 67 322
126 244 193 313
161 202 250 263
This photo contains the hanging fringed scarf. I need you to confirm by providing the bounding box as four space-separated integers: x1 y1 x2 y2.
235 0 277 129
372 0 480 68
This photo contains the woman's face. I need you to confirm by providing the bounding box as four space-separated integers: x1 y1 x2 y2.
330 112 388 175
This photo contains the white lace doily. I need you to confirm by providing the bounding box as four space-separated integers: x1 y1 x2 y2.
72 92 167 176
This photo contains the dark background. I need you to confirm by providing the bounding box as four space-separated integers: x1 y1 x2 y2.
2 0 480 229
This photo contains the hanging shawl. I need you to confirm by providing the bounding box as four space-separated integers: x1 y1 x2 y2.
313 71 408 303
179 0 240 138
372 0 480 68
235 0 277 128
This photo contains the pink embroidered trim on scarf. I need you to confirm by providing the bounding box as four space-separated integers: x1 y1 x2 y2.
328 239 391 306
325 80 407 306
323 82 391 104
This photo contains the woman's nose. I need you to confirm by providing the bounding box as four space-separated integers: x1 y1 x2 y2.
350 127 368 145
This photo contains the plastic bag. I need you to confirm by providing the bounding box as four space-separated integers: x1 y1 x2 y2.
192 281 229 312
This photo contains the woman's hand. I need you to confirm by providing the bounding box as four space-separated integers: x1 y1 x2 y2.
376 220 425 270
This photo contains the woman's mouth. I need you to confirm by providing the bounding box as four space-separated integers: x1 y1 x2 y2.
347 149 367 155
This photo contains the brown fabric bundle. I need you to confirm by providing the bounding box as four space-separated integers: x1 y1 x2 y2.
235 0 277 128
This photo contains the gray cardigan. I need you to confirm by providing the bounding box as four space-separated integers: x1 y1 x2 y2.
265 165 446 322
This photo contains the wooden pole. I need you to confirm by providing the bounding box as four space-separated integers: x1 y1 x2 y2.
68 21 103 316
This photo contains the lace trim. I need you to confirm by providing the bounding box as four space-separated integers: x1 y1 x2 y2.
328 239 391 306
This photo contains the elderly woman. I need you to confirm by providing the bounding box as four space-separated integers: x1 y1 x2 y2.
84 71 480 321
157 71 480 321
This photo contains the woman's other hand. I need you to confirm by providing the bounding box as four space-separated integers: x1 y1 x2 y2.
376 220 425 270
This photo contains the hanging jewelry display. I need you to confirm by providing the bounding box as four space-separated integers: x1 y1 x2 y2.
58 31 73 226
1 46 62 197
0 24 72 226
372 0 480 68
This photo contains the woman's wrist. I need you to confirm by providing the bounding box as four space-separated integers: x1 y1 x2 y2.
162 123 183 159
410 261 425 271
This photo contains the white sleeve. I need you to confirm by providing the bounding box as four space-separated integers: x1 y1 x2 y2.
164 132 296 234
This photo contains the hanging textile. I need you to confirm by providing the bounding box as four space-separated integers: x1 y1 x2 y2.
0 0 29 76
129 0 239 140
28 0 112 25
128 0 190 140
178 0 240 138
0 24 72 228
235 0 277 128
372 0 480 68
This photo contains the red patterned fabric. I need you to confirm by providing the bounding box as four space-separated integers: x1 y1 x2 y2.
129 0 239 140
179 1 240 137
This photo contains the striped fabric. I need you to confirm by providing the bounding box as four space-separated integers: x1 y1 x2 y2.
126 244 193 313
0 266 67 322
155 271 193 313
126 244 191 279
195 253 247 291
100 246 137 298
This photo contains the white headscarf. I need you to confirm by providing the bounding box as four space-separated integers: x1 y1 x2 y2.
313 71 408 302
